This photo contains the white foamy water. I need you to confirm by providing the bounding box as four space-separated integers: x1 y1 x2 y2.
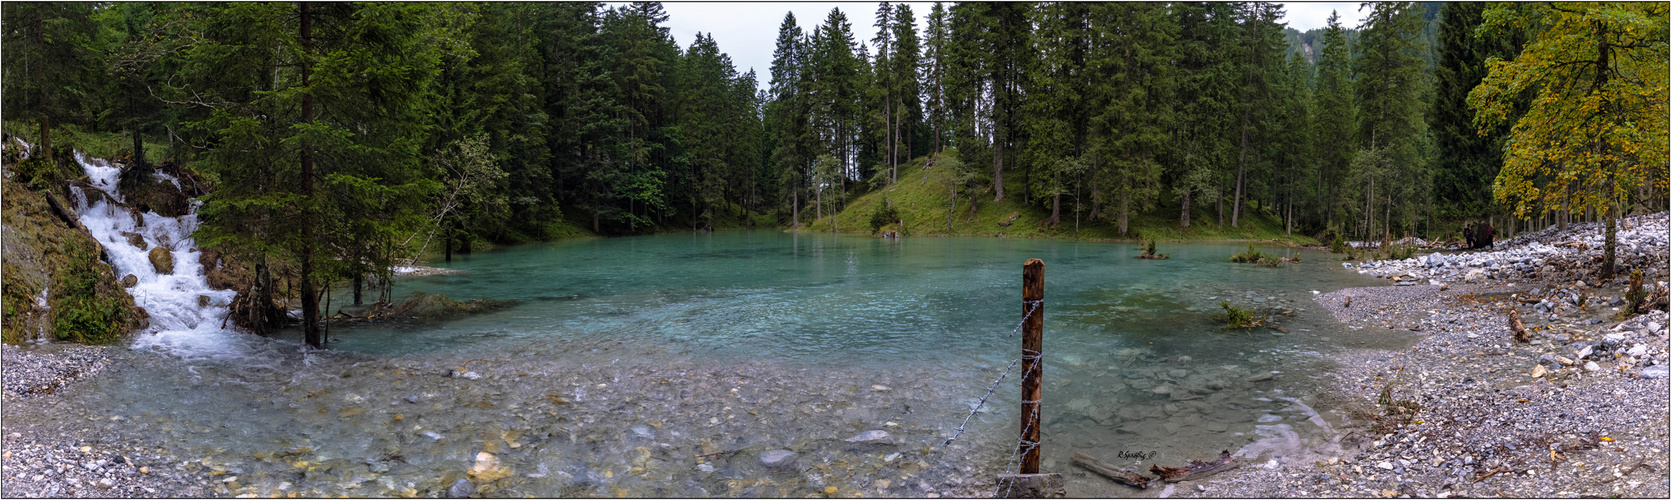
70 152 243 359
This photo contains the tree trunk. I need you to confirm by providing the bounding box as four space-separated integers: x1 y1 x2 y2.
1180 188 1191 229
251 254 271 334
948 182 956 231
299 2 322 349
132 128 146 167
1215 177 1224 229
1233 119 1248 228
1118 193 1129 236
352 274 362 306
1602 186 1617 280
1047 190 1060 227
993 135 1005 202
39 116 52 162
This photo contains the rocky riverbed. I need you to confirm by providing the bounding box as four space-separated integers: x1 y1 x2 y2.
1162 212 1670 498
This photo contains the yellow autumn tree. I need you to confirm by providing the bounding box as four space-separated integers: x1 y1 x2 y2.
1468 2 1669 280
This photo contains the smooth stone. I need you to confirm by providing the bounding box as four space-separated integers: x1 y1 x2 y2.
846 430 891 443
1245 372 1276 383
148 247 174 275
1583 361 1601 372
121 274 138 288
759 450 798 468
445 478 475 498
630 425 653 438
1628 344 1648 358
1641 366 1668 379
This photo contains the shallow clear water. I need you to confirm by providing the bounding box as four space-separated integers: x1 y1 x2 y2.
48 214 1410 497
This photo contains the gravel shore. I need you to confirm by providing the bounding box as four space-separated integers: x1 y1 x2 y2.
3 344 216 497
1180 212 1670 498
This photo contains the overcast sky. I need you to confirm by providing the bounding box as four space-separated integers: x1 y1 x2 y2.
620 2 1373 90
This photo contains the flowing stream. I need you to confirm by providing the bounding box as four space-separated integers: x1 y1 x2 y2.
35 152 1417 498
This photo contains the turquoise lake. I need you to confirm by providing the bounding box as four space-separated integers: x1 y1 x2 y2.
33 230 1408 498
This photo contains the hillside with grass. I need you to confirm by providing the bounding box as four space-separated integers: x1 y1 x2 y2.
797 151 1317 245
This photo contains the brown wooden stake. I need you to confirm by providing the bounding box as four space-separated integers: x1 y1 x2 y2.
1020 259 1045 475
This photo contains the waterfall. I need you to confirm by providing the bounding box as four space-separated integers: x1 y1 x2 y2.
71 152 242 358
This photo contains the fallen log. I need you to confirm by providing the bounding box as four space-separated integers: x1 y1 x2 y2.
1148 450 1237 483
1071 451 1151 489
1508 308 1529 343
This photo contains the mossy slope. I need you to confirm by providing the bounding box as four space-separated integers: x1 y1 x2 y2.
2 178 146 344
799 151 1316 244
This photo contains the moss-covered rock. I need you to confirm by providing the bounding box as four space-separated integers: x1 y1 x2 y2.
2 179 145 344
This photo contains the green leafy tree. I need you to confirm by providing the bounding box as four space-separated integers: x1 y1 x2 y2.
1469 2 1669 279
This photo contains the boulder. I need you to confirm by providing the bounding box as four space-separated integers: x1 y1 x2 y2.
198 295 211 307
1641 366 1668 379
120 232 147 250
148 247 174 275
121 274 138 288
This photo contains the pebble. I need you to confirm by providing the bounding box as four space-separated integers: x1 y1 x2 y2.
844 430 891 443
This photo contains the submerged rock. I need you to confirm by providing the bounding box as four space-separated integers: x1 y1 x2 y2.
445 478 475 498
759 450 797 468
845 430 891 443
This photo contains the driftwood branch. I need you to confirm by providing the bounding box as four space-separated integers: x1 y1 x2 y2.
1148 450 1237 483
1071 451 1151 489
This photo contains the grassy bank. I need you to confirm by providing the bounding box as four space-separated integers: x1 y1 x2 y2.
797 152 1317 245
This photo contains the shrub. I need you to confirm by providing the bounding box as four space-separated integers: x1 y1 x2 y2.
1230 244 1268 263
1255 257 1284 268
869 197 901 233
1625 270 1647 313
1215 300 1263 329
1330 233 1348 254
1388 246 1415 260
50 239 126 344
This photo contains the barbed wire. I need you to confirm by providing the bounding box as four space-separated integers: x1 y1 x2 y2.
941 299 1042 448
996 353 1043 498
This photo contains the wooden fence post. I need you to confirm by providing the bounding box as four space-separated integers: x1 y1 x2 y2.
998 259 1063 498
1020 258 1044 473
